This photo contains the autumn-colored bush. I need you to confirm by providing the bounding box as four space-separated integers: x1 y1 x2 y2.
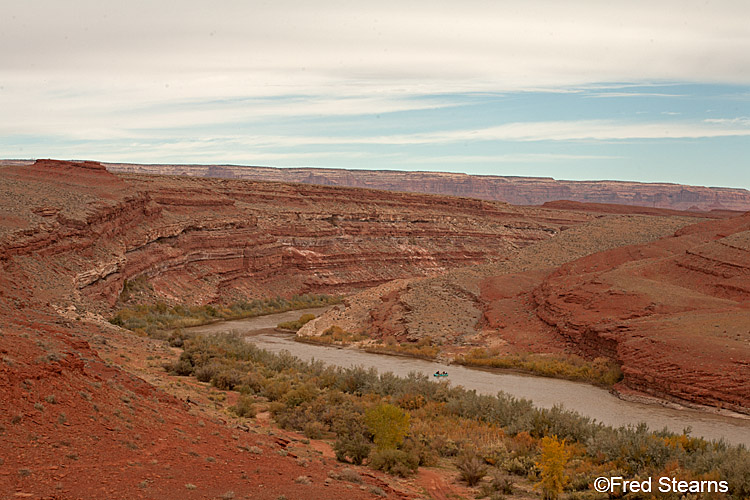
364 403 410 450
231 395 256 418
366 340 439 360
164 331 750 497
456 451 488 486
277 313 317 331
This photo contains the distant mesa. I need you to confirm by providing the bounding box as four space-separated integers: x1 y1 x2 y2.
101 162 750 212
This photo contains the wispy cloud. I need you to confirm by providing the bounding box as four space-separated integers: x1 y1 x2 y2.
401 153 622 164
2 1 749 188
194 120 750 148
704 117 750 126
585 92 686 98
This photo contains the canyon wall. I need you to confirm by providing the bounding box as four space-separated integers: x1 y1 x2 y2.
0 159 587 310
100 162 750 212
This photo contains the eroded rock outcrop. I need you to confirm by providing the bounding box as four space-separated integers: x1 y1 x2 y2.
0 159 595 498
532 213 750 413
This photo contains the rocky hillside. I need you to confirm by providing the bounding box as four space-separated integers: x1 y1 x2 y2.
98 162 750 212
0 159 596 497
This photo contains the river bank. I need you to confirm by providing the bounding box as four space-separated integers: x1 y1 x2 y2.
184 308 750 446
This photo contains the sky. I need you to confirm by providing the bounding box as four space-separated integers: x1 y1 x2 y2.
1 1 749 188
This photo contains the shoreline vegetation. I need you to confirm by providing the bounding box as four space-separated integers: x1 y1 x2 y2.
454 348 624 388
109 293 342 344
161 331 750 499
280 312 621 387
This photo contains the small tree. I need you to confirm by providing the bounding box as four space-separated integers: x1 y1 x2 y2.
364 403 410 450
536 435 570 500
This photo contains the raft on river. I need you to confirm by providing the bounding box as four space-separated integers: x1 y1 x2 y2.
433 372 449 378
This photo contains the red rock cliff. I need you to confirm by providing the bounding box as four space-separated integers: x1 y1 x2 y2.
101 162 750 212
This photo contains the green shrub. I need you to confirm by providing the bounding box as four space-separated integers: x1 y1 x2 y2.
111 294 342 336
163 331 750 499
401 436 437 466
333 415 372 465
302 422 326 439
231 396 256 418
194 362 222 383
211 369 244 390
277 313 316 331
368 449 418 477
454 350 622 387
167 359 193 376
456 451 487 486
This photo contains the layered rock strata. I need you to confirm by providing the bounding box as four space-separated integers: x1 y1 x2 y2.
1 160 588 310
100 162 750 212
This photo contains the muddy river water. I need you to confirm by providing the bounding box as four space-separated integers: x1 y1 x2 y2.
187 308 750 446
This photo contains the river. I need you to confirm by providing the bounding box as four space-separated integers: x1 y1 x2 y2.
185 307 750 446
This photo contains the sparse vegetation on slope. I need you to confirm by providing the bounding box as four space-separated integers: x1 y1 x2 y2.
365 337 440 360
163 331 750 499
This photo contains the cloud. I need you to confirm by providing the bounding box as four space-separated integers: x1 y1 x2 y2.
186 119 750 148
3 1 750 93
401 153 622 164
704 117 750 126
586 93 686 98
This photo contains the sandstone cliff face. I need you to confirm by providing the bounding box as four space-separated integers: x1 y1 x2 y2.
101 162 750 212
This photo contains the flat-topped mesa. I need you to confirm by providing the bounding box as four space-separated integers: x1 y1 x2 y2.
12 159 123 187
103 162 750 212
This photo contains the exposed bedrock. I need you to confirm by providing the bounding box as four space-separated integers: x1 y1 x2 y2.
3 160 747 414
0 160 589 311
102 162 750 212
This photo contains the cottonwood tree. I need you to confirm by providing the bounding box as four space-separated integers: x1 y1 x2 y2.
536 435 570 500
